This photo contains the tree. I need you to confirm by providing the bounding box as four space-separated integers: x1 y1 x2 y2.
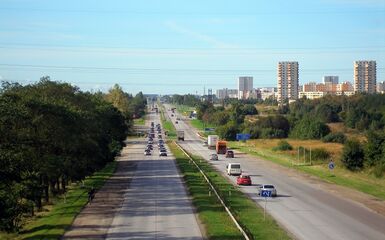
364 131 385 167
216 121 239 140
290 117 330 139
341 140 364 170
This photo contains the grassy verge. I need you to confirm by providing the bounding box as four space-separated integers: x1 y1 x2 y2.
175 104 195 117
133 116 145 125
168 141 291 240
189 119 216 137
160 107 176 139
0 162 117 240
229 141 385 200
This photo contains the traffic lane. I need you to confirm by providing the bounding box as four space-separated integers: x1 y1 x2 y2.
107 113 203 240
164 106 385 240
180 140 385 240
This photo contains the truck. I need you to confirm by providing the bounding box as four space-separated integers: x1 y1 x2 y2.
216 141 227 154
207 135 218 149
177 131 185 141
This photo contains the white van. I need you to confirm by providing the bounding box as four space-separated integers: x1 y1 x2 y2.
226 163 242 176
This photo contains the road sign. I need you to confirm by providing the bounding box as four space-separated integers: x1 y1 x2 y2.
328 161 335 170
261 190 272 198
236 133 251 141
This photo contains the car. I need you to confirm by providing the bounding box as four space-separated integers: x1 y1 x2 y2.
210 154 218 161
237 175 252 185
226 163 242 176
175 121 178 124
226 150 234 158
258 184 277 197
159 152 167 156
203 141 208 146
148 140 153 144
159 148 167 153
144 151 151 156
171 114 174 117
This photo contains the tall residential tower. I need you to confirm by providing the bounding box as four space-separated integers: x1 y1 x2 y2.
354 60 376 93
238 76 253 99
277 61 299 104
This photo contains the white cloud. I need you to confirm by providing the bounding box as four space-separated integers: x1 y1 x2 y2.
164 21 237 48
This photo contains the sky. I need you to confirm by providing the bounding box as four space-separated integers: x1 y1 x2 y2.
0 0 384 95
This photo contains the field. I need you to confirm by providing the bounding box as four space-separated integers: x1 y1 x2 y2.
0 162 117 240
229 139 385 201
327 122 367 141
168 141 291 240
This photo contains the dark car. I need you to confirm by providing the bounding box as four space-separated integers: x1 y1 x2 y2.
226 150 234 158
159 152 167 156
237 175 252 185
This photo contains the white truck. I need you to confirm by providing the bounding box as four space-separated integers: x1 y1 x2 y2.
177 131 184 141
207 135 218 150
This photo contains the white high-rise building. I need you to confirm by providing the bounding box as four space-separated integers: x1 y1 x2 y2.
354 60 376 94
277 61 299 104
238 76 253 99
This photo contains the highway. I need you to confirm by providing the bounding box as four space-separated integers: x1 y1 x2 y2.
164 104 385 240
65 111 203 239
106 111 203 240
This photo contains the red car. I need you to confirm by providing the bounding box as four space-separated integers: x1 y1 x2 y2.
237 175 252 185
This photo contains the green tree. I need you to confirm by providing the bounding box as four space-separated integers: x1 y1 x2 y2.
341 140 364 170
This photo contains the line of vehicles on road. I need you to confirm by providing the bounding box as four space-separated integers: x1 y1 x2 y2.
207 134 277 197
144 121 168 157
164 106 277 197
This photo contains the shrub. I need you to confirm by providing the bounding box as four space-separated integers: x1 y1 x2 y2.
341 140 364 171
290 117 330 140
273 140 293 151
372 162 385 178
322 132 347 144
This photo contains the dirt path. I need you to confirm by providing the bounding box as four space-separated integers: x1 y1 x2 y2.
62 145 137 239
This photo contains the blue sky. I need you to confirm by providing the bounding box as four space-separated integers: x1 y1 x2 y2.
0 0 384 94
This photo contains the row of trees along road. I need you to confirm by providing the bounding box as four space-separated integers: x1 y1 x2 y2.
0 78 146 231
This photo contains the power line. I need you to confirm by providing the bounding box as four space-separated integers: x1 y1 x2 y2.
0 7 384 15
2 63 383 73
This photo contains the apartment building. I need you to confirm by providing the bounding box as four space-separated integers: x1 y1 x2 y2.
238 76 253 99
277 61 299 104
354 60 376 93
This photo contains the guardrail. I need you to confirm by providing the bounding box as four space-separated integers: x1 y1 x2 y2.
174 141 250 240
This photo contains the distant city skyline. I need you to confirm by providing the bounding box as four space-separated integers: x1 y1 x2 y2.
0 0 384 94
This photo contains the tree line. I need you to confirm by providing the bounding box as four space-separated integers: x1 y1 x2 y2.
0 78 146 231
182 93 385 176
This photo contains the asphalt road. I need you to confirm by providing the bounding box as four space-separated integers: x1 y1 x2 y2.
65 111 203 240
106 112 203 240
165 104 385 240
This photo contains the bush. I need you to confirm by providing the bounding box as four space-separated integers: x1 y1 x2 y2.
311 148 330 161
290 117 330 139
273 140 293 151
372 162 385 178
341 140 364 171
322 132 347 144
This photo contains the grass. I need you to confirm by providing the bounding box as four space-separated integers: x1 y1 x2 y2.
168 141 291 240
133 116 145 125
175 104 195 117
229 140 385 201
160 106 177 139
0 162 117 240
